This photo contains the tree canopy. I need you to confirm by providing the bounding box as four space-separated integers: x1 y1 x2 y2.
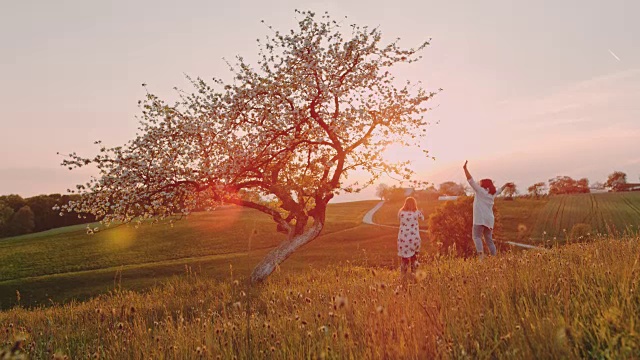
502 182 517 199
0 194 91 238
527 182 546 198
605 171 627 192
60 11 436 282
548 176 589 195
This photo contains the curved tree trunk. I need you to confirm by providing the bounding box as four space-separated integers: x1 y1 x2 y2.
250 219 324 283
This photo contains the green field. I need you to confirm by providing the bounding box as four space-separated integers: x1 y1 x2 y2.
2 195 640 358
2 193 639 310
0 201 403 309
531 192 640 241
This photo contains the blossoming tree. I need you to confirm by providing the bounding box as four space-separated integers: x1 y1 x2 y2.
60 11 437 282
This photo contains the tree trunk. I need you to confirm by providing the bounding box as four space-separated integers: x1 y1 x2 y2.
250 219 324 283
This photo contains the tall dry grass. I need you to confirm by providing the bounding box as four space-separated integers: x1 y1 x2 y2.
1 235 639 359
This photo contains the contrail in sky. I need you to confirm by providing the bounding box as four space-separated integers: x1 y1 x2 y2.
608 49 621 61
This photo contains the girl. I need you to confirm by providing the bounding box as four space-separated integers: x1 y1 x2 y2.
397 197 424 274
463 160 511 258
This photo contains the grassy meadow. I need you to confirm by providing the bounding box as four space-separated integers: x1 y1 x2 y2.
1 235 638 359
2 193 639 310
1 194 639 358
0 201 398 309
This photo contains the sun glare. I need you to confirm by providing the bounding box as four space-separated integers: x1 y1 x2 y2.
201 205 244 232
105 226 135 250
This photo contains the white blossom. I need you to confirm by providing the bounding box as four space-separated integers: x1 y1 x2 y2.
60 10 436 281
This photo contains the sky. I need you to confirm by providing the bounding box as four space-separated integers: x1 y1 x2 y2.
1 0 639 202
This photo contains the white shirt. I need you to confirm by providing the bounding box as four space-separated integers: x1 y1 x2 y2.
468 178 502 229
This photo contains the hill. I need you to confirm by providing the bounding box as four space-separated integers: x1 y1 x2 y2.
0 201 402 309
1 235 638 359
2 193 639 309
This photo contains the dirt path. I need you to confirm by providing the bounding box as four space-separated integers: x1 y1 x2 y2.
362 201 544 250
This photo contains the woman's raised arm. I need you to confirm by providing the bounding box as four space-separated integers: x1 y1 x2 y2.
463 160 472 180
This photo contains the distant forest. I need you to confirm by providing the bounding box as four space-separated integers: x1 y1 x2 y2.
0 194 94 238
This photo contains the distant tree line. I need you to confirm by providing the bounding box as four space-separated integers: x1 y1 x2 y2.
547 176 590 195
376 171 638 203
0 194 95 238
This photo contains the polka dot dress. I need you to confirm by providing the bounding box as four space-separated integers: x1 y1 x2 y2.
397 210 424 258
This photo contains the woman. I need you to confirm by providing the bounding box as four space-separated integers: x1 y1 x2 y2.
463 160 511 258
397 197 424 274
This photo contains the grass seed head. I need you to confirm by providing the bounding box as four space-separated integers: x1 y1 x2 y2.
334 296 348 309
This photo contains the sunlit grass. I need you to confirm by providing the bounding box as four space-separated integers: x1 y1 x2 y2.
2 235 638 359
0 201 382 309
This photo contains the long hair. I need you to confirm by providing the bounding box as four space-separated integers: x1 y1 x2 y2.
480 179 497 195
401 197 418 212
